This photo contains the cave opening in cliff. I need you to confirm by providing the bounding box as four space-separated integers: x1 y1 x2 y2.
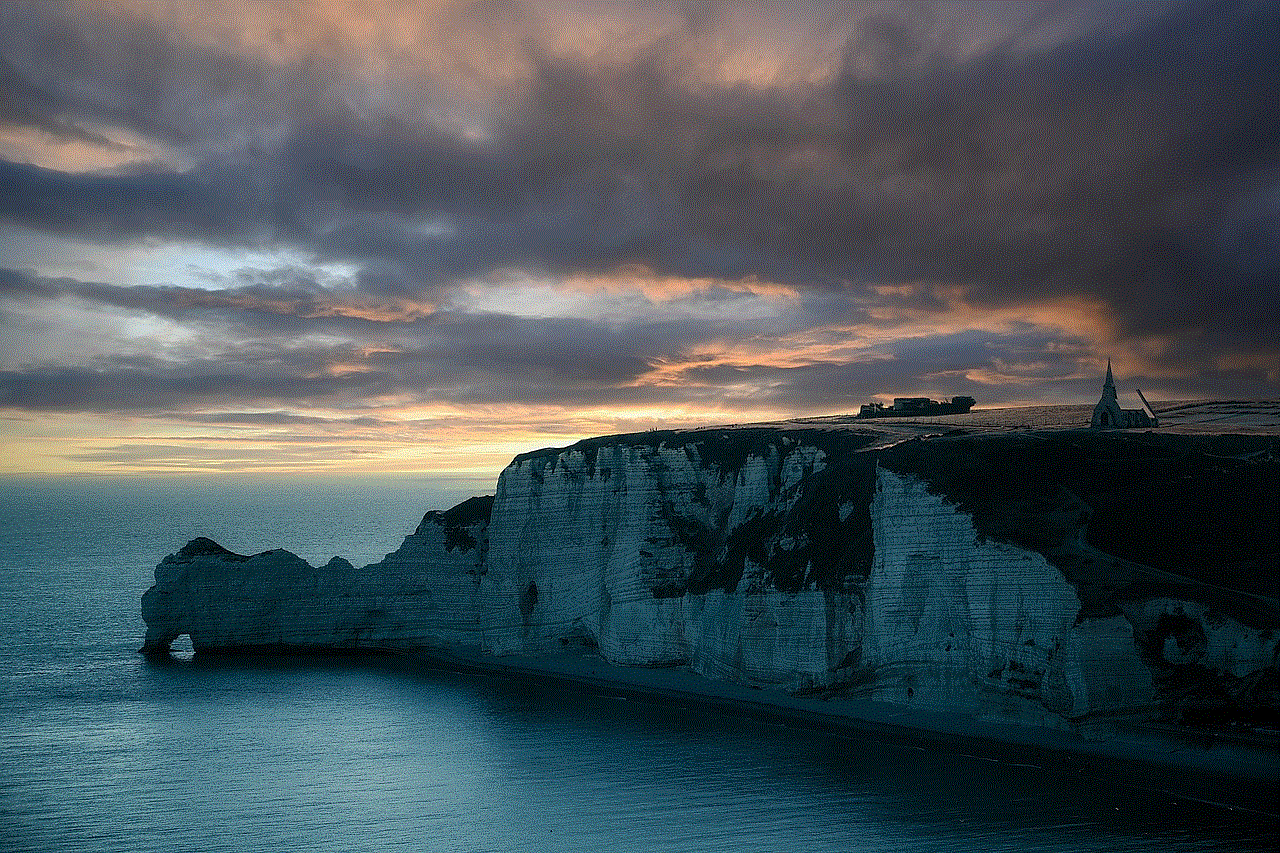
170 633 194 661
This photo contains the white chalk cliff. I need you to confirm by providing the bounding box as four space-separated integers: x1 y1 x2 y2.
142 428 1280 733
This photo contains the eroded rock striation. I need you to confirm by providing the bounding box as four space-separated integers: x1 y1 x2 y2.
142 428 1279 732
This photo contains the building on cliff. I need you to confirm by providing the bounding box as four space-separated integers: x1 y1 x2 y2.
1091 360 1158 428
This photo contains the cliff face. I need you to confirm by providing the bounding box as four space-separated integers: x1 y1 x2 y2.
863 468 1153 722
141 428 1279 731
477 433 856 683
141 496 492 652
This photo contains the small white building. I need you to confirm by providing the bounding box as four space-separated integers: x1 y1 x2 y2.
1091 360 1158 428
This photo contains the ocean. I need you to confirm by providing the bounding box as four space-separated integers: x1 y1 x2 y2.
1 474 1274 852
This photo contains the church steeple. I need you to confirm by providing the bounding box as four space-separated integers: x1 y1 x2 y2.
1091 359 1153 428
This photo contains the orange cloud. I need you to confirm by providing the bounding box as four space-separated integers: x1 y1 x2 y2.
175 290 435 322
630 283 1151 393
562 264 799 302
0 121 187 174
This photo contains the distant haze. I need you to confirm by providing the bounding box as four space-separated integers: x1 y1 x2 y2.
1 1 1276 474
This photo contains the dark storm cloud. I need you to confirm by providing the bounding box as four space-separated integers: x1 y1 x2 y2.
0 157 259 243
0 266 724 375
0 6 328 149
0 266 424 334
0 364 390 412
0 56 127 150
1 0 1277 417
3 255 1270 421
0 268 723 411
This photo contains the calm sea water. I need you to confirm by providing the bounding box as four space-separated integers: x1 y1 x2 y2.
1 475 1275 853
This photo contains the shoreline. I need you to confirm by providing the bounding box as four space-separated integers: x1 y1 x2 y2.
375 645 1278 816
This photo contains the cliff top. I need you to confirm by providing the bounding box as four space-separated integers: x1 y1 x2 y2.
514 402 1280 464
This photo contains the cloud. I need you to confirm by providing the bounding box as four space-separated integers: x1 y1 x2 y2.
2 252 1274 427
0 365 387 412
3 4 1274 296
0 0 1276 474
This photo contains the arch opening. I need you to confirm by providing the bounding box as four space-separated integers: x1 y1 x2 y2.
170 633 195 660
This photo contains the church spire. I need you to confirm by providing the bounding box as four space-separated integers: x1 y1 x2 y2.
1091 358 1153 428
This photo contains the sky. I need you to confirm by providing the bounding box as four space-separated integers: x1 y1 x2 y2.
1 0 1277 476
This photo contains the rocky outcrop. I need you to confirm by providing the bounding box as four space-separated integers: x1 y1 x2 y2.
142 496 492 653
141 428 1279 732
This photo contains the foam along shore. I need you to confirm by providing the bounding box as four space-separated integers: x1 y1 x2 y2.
356 644 1279 816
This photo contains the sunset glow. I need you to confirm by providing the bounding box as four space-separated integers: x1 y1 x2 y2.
1 1 1276 475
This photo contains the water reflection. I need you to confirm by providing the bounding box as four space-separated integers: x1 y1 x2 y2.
115 653 1277 853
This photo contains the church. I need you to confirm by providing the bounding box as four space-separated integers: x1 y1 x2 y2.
1091 360 1158 428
